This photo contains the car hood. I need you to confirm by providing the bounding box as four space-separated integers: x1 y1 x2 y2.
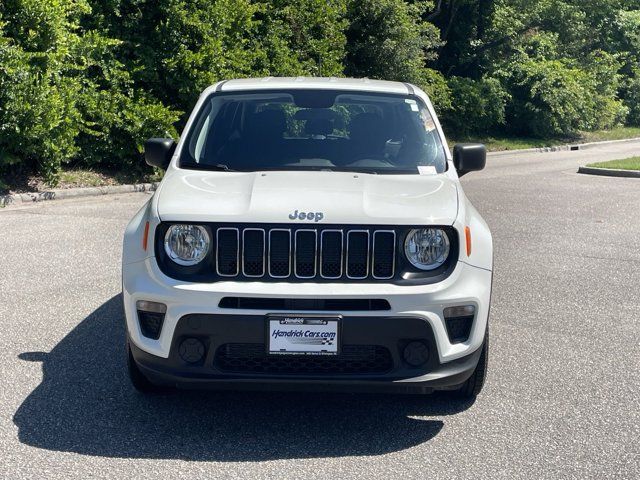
155 170 458 225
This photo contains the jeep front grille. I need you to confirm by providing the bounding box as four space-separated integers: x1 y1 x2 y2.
155 223 459 284
212 226 396 281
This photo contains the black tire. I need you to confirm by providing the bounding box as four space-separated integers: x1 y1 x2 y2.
454 329 489 399
126 340 164 394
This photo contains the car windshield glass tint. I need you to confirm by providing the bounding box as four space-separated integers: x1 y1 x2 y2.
180 90 447 174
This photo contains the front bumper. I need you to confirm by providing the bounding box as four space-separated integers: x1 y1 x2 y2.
123 258 491 389
129 320 483 394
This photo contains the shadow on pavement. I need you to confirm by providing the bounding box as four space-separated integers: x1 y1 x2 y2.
14 295 473 461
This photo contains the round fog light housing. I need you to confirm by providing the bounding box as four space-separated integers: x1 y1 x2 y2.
179 338 206 364
403 341 430 367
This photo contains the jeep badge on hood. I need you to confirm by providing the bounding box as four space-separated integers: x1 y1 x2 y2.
288 210 324 222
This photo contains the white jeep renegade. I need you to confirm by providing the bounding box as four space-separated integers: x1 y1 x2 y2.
122 77 492 398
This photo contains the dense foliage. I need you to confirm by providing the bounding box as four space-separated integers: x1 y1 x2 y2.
1 0 640 184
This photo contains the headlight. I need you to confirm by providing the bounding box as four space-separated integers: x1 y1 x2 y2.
164 224 210 266
404 228 450 270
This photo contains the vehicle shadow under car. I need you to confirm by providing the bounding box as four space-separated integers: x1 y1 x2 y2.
14 294 474 461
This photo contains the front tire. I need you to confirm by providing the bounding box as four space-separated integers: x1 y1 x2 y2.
454 329 489 399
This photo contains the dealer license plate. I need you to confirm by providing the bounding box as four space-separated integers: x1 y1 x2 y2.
267 315 340 356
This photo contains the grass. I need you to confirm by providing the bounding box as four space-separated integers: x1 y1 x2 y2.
586 157 640 171
450 126 640 152
58 169 114 188
58 169 163 189
449 135 567 151
580 126 640 143
0 167 163 195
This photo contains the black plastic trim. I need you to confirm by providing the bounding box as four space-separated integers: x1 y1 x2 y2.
403 82 415 95
154 222 459 285
444 315 474 344
214 80 228 92
218 297 391 311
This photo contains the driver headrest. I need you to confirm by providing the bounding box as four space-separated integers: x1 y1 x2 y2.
349 112 385 142
244 109 287 140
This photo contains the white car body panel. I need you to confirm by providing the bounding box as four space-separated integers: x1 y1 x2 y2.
155 170 459 226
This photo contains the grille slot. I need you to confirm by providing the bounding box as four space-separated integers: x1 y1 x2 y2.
213 225 396 281
320 230 343 278
372 231 396 279
215 343 393 375
268 229 291 278
294 230 317 278
242 229 265 277
216 228 239 276
346 230 369 279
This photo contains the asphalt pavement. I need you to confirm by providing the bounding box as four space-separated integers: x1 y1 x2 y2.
1 141 639 479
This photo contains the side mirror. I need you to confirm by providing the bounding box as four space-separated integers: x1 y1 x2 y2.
453 143 486 177
145 138 176 170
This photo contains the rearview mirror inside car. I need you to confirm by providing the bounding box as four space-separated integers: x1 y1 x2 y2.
145 138 176 170
453 144 486 177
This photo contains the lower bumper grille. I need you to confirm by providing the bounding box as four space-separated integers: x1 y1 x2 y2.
215 343 393 375
218 297 391 311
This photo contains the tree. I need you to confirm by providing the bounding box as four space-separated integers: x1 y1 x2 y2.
253 0 347 77
345 0 450 109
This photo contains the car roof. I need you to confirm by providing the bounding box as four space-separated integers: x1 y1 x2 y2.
216 77 414 95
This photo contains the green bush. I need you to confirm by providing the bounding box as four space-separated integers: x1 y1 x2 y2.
121 0 264 112
72 31 180 170
444 77 509 136
0 2 180 185
581 51 628 131
621 69 640 126
0 9 81 184
76 90 179 171
503 58 626 137
254 0 347 77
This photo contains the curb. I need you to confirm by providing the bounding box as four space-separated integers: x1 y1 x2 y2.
0 182 158 208
487 136 640 157
577 166 640 178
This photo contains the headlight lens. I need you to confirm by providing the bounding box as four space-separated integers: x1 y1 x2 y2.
164 224 210 266
404 228 450 270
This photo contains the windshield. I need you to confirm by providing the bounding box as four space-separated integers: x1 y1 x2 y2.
179 89 447 174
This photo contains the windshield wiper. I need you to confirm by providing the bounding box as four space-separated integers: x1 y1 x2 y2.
210 164 236 171
181 161 237 172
